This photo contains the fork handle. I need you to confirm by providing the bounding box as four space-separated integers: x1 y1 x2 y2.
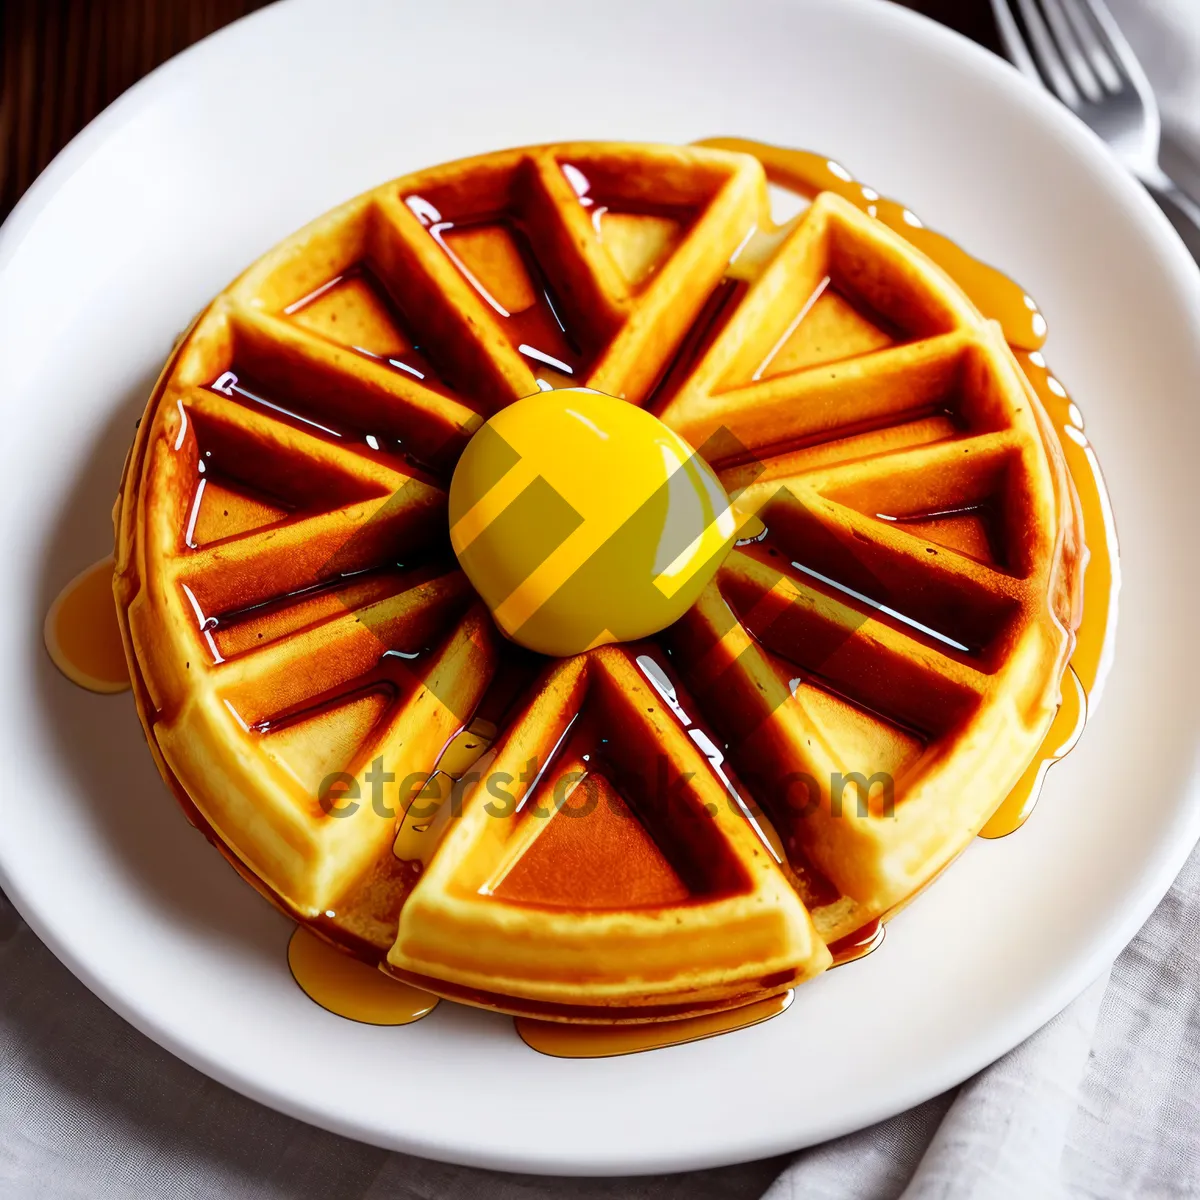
1140 173 1200 262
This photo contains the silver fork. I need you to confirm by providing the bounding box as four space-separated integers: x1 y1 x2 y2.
990 0 1200 246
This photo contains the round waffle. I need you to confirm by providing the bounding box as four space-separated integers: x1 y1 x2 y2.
113 142 1084 1022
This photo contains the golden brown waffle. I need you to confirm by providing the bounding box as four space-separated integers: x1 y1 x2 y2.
113 141 1084 1021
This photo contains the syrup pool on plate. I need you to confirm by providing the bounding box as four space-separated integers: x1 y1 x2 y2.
287 926 438 1025
43 137 1119 1054
43 556 131 694
516 990 794 1059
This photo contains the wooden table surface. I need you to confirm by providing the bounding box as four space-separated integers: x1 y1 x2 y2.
0 0 1001 221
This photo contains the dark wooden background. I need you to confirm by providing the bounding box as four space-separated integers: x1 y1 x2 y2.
0 0 1000 221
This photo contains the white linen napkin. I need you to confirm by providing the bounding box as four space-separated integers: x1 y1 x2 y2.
765 844 1200 1198
1 3 1196 1197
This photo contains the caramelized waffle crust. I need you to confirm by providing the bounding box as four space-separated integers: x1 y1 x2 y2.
113 142 1085 1022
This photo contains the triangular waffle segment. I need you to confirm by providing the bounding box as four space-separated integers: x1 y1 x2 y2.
388 648 828 1014
653 194 982 454
150 574 496 914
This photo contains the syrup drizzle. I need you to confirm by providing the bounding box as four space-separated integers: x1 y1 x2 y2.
287 926 438 1025
45 139 1118 1056
405 194 582 389
516 989 793 1059
43 557 130 694
828 917 886 967
982 666 1087 837
978 346 1117 836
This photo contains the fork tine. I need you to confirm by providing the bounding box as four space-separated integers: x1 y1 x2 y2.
1014 0 1083 106
1055 0 1123 92
1039 0 1103 101
1076 0 1151 96
990 0 1042 81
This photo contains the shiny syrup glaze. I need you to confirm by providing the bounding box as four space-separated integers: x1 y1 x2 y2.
979 341 1116 836
287 926 438 1025
47 138 1118 1056
516 988 793 1058
44 556 131 694
404 193 583 390
479 645 788 909
828 917 886 967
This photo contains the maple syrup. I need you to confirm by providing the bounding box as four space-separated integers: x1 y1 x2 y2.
283 264 453 392
981 665 1087 837
44 557 131 693
827 917 886 967
287 926 438 1025
516 989 793 1058
406 194 584 390
972 335 1116 839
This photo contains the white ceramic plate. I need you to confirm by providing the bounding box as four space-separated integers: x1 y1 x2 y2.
1 0 1198 1175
